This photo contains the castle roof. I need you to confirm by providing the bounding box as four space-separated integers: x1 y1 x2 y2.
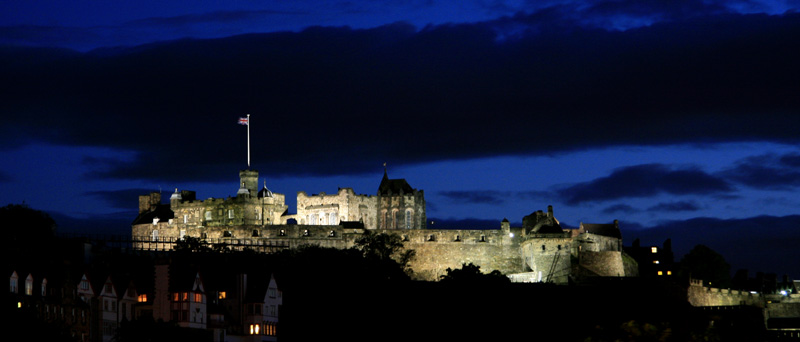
581 221 621 239
131 204 174 225
378 170 414 195
258 184 273 198
535 222 564 234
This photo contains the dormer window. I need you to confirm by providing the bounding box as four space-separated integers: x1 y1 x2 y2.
152 218 159 225
279 229 286 236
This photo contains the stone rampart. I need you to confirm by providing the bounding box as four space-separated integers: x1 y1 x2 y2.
394 228 524 281
687 279 765 307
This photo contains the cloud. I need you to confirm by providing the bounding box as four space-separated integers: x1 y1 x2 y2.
2 12 800 184
426 217 513 229
602 204 639 214
720 152 800 189
557 164 733 204
439 190 507 205
647 201 701 212
84 188 162 210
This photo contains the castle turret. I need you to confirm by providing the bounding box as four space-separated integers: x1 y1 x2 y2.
170 188 182 205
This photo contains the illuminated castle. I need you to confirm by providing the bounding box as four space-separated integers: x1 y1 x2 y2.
132 169 635 282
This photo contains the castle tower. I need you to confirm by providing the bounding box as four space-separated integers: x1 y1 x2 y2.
239 169 258 195
376 168 426 229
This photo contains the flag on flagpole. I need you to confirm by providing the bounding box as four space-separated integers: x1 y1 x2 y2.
238 117 249 125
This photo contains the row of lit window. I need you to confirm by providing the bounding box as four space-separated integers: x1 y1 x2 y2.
9 275 46 297
657 271 672 276
173 292 204 303
249 322 277 336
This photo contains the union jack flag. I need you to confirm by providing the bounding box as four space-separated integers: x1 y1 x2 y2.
238 117 249 125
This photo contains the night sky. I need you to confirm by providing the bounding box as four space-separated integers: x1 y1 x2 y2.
1 0 799 278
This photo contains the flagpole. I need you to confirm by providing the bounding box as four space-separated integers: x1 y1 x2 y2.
247 113 251 169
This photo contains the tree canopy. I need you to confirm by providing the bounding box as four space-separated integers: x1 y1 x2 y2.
678 244 731 288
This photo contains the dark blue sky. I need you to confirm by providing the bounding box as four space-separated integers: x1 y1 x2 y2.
1 0 799 278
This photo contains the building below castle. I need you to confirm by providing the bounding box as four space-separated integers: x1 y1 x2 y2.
132 169 637 283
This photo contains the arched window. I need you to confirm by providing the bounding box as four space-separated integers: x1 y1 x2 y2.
392 210 400 229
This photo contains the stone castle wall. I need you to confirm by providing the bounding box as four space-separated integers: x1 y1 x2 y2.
296 188 378 228
579 251 627 277
687 279 766 307
520 236 573 284
377 191 426 229
133 221 527 281
397 228 524 281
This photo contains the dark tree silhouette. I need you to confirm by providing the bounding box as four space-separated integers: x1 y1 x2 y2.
439 262 510 285
678 244 731 288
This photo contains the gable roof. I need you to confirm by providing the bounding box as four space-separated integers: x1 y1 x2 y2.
377 170 414 195
131 203 174 225
581 221 622 239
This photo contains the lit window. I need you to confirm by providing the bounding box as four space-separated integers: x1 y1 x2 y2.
667 271 672 275
194 293 202 302
173 293 180 301
10 274 18 294
205 211 212 220
228 209 234 219
657 271 663 276
653 260 660 264
138 294 147 302
651 247 658 253
218 292 226 299
25 275 33 296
